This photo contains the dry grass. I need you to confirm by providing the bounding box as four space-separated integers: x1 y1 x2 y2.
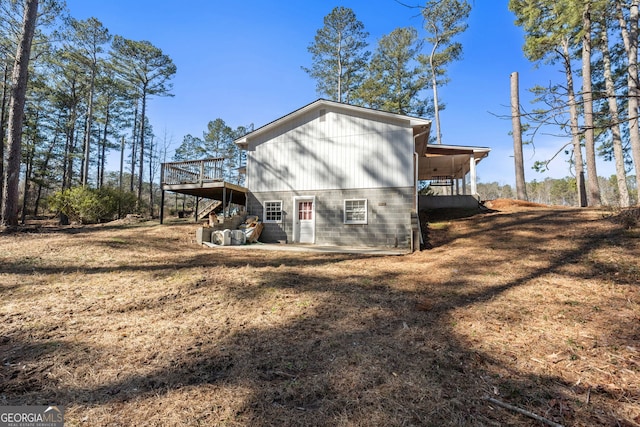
1 202 639 426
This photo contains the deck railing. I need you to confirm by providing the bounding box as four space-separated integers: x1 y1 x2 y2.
161 158 225 186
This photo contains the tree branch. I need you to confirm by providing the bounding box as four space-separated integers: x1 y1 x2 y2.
485 397 565 427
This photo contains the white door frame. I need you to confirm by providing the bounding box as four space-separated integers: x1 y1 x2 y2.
292 196 315 244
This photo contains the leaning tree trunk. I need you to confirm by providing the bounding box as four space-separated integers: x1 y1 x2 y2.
1 0 39 229
429 41 442 144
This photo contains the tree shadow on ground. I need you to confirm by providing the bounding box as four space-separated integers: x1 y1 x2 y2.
1 210 638 426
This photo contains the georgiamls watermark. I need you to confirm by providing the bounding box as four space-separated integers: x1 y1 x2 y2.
0 406 64 427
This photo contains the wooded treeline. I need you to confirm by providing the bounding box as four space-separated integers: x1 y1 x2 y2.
304 2 640 209
4 0 640 229
509 0 640 208
478 175 637 207
0 0 175 227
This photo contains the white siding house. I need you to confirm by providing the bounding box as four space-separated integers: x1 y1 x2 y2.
160 99 490 249
235 99 432 249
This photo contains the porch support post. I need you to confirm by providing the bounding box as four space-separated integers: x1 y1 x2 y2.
462 174 467 195
469 154 477 196
195 196 200 223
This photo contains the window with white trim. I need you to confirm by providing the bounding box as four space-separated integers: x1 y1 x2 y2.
344 199 367 224
264 200 283 223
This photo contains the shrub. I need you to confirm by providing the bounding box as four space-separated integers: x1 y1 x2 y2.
617 207 640 229
48 186 138 224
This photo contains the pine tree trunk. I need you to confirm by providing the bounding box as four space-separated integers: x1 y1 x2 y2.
118 136 124 219
429 42 442 145
21 141 34 224
601 24 630 207
130 100 138 192
33 135 56 216
137 90 147 210
119 136 124 191
617 0 640 205
627 1 640 205
148 135 154 217
510 72 527 201
337 33 343 102
0 61 9 215
82 67 96 187
562 39 587 207
1 0 39 229
62 130 71 190
99 103 110 189
581 4 601 206
66 115 78 189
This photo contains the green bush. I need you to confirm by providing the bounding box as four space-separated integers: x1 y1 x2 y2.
48 186 138 224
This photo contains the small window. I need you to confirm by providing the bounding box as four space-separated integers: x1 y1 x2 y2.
264 200 283 223
298 201 313 220
344 199 367 224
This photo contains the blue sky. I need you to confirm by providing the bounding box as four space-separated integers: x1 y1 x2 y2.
64 0 612 186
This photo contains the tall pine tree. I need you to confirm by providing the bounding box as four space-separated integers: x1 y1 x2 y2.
302 6 369 103
110 35 176 210
1 0 38 228
419 0 471 144
355 27 428 116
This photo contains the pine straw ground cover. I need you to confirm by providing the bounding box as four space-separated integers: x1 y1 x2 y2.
0 202 639 426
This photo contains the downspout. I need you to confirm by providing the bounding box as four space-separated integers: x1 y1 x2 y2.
412 129 429 251
412 128 430 210
414 152 419 211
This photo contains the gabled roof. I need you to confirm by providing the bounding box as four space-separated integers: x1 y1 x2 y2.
234 98 432 148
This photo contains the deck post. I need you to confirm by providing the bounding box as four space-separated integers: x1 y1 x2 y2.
195 197 200 222
222 188 227 218
160 190 165 224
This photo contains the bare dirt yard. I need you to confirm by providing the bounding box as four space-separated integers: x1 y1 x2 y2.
1 200 639 426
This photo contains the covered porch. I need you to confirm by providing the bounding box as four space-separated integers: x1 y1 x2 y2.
159 158 247 224
414 140 491 210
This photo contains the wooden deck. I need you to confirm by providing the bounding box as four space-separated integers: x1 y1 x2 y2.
159 158 248 223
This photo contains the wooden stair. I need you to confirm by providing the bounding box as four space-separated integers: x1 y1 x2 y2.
197 199 223 221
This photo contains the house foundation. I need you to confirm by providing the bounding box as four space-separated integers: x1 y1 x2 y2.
248 187 414 248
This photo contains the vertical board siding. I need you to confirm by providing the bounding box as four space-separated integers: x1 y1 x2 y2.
247 107 414 192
